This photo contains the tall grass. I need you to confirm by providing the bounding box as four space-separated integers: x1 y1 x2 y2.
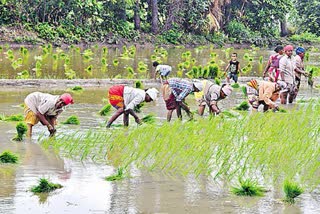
41 101 320 189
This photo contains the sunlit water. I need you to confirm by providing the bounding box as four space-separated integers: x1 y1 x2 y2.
0 84 319 213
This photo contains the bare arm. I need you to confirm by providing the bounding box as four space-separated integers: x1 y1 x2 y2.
263 59 272 77
106 108 124 127
126 109 141 125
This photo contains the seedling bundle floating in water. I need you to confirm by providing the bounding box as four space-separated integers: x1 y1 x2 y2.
99 104 112 116
231 179 266 196
0 151 19 164
105 167 125 181
31 178 63 193
283 180 303 204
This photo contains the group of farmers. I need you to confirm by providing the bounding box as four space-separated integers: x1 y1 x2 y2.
23 45 308 137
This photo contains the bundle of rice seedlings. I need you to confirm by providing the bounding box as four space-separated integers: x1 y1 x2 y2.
31 178 63 193
99 104 112 116
0 151 19 164
231 179 266 196
235 101 250 111
134 80 144 89
12 122 27 141
134 102 144 113
283 180 303 204
105 167 125 181
71 86 83 91
61 115 80 125
142 114 156 124
231 83 240 88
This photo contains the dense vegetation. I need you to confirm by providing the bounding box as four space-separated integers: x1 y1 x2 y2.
1 0 320 46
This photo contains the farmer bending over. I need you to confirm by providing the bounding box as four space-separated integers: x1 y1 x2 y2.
153 61 172 83
195 81 233 115
24 92 74 137
161 78 202 122
106 85 158 128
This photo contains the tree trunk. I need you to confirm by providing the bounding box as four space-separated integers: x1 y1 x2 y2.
280 20 288 37
151 0 158 34
134 0 141 30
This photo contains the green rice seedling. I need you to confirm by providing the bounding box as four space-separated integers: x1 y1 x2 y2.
59 52 66 59
231 83 240 88
241 86 247 96
231 179 266 196
2 114 24 121
99 104 112 116
184 61 191 69
259 56 263 64
134 80 144 89
134 102 144 113
151 55 157 61
283 180 303 204
113 59 119 66
12 122 27 141
102 47 108 55
70 86 83 91
0 151 19 164
235 101 250 111
105 167 125 181
65 68 76 79
210 52 217 58
305 52 309 62
214 77 221 85
61 115 80 125
142 114 156 124
208 65 219 79
221 110 237 118
0 46 2 52
138 61 148 73
101 58 107 66
85 65 93 74
31 178 63 193
127 66 135 75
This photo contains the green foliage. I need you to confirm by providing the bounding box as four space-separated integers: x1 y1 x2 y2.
283 180 303 204
159 28 183 44
99 104 112 116
231 179 266 196
226 20 252 43
290 32 320 43
105 167 125 181
61 115 80 125
134 80 143 89
31 178 63 193
0 151 19 164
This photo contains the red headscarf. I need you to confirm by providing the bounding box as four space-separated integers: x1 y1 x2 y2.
284 45 293 51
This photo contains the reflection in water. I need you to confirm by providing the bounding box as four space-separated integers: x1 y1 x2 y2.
0 87 320 213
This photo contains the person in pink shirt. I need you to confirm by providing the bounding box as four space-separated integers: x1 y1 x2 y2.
263 45 284 82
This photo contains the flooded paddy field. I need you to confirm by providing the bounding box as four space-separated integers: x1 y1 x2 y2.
0 84 320 214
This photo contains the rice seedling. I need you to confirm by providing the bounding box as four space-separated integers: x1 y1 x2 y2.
208 65 219 79
283 180 303 204
126 66 135 76
0 151 19 164
241 86 247 96
16 70 30 79
134 102 144 113
235 101 250 111
231 179 266 196
105 167 125 181
214 77 221 85
141 114 156 124
134 80 144 89
231 83 240 88
41 101 320 192
31 178 63 193
70 86 83 91
61 115 80 125
101 58 107 66
102 47 108 56
99 104 112 116
138 61 148 74
259 56 263 64
113 59 119 67
65 68 76 79
85 65 93 74
0 114 24 121
12 122 27 141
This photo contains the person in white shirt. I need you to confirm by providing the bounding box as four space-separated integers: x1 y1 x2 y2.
153 61 172 83
106 85 158 127
24 92 74 137
279 45 296 104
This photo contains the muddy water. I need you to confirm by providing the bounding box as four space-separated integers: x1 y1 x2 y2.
1 86 320 214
